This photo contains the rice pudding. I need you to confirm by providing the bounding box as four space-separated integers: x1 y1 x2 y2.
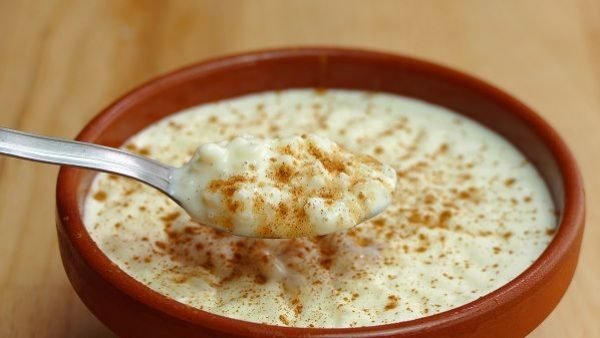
170 133 397 238
84 89 557 328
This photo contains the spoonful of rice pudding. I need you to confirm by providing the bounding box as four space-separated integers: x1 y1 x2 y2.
0 128 396 238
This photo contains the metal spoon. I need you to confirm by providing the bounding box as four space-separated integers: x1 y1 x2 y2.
0 127 173 197
0 127 396 239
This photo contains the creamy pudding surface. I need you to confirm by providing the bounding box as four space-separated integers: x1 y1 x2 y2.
84 89 557 328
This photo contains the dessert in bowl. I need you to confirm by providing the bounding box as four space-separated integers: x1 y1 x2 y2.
56 48 585 337
85 89 555 327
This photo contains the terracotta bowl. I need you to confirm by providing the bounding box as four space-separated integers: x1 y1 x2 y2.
56 48 585 338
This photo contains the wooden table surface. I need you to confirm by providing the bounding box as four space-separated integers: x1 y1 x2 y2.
1 1 598 337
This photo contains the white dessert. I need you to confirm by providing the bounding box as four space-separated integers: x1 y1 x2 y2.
170 134 397 238
84 89 557 328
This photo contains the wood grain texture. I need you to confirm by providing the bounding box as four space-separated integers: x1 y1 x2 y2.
0 1 598 337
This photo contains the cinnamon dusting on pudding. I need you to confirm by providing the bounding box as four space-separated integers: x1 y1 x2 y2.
93 191 107 201
384 295 400 310
84 89 557 328
170 133 396 238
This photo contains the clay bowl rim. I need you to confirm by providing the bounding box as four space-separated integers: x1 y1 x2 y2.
56 47 585 336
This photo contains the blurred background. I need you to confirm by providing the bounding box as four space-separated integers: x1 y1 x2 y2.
0 1 598 337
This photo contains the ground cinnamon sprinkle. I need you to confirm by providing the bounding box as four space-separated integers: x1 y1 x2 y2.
155 241 168 250
384 295 399 310
438 143 449 154
372 218 386 227
160 211 181 224
272 201 287 216
139 147 151 156
438 210 452 227
307 143 346 174
424 194 436 204
458 190 471 199
208 175 250 197
93 191 107 201
279 314 290 325
273 163 295 183
125 143 137 152
208 175 253 215
292 298 304 315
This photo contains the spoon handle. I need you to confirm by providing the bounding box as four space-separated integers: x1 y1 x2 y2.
0 127 172 194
